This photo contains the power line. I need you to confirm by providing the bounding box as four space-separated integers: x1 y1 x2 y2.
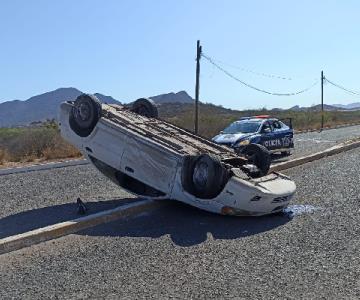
207 56 293 80
201 53 319 96
325 78 360 96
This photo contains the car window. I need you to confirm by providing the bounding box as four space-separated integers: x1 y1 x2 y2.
279 121 289 129
222 121 261 134
272 121 282 130
261 121 273 133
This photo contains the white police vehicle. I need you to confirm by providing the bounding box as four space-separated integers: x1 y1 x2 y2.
213 115 294 155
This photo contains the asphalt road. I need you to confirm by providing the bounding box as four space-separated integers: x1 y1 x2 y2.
0 164 135 238
292 124 360 158
1 134 359 298
270 124 360 163
1 125 358 237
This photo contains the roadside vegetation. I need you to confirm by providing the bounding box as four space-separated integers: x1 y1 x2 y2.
0 120 81 166
1 104 360 166
159 103 360 138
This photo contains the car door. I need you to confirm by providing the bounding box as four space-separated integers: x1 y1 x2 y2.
259 121 280 150
120 134 180 195
274 120 294 149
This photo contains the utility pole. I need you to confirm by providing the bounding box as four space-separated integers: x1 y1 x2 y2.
194 40 202 134
321 70 324 130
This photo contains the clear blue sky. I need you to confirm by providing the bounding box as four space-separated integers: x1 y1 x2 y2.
1 0 359 109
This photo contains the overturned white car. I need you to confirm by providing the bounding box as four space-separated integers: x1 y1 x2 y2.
59 94 296 216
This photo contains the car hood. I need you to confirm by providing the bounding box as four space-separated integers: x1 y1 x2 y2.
212 133 253 144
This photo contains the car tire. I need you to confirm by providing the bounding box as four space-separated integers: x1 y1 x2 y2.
182 154 228 199
131 98 158 118
241 144 271 177
281 150 291 156
69 94 102 137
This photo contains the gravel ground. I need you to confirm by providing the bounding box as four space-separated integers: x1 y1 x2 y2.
1 147 359 299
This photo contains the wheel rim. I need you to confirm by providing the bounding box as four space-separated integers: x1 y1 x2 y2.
193 162 209 188
78 103 91 121
72 100 94 129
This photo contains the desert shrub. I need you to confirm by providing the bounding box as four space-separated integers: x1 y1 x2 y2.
41 136 81 160
0 148 9 164
4 127 57 161
0 123 81 163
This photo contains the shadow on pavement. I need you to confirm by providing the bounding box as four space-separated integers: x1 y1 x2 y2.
0 198 135 239
80 200 291 247
0 198 291 247
270 153 291 164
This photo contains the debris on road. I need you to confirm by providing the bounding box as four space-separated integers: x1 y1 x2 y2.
76 198 88 215
283 204 321 218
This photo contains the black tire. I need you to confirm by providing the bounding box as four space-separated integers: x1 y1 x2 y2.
281 150 291 156
181 154 228 199
131 98 158 118
69 94 102 137
241 144 271 176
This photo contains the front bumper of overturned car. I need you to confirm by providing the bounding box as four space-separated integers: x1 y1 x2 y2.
171 169 296 216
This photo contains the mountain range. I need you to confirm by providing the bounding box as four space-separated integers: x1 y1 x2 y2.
0 88 194 127
289 103 360 112
1 87 360 127
332 102 360 110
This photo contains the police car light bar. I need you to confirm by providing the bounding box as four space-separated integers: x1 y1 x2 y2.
252 115 271 119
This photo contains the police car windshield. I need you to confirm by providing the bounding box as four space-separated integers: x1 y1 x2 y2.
222 121 261 134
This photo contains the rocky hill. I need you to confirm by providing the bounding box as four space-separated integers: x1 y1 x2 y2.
0 88 193 127
0 88 120 127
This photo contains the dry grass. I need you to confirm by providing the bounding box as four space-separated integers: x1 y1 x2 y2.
0 149 9 165
42 138 81 160
0 122 81 164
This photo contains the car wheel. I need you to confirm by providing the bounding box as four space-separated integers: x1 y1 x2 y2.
241 144 271 177
69 94 102 137
182 154 228 199
131 98 158 118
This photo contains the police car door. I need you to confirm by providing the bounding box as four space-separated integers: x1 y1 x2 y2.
260 121 280 150
273 120 293 149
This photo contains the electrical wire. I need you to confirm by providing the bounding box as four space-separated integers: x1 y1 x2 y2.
201 53 319 96
207 56 293 80
325 78 360 96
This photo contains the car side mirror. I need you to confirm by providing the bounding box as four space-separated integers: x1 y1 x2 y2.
262 128 271 133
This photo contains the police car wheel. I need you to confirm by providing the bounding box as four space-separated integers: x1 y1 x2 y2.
241 144 271 177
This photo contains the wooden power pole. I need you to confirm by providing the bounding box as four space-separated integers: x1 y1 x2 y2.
194 40 202 134
321 70 324 130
